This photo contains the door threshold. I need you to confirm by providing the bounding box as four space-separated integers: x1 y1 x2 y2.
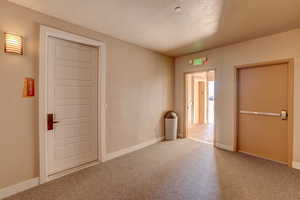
188 137 213 145
238 150 287 165
47 160 99 183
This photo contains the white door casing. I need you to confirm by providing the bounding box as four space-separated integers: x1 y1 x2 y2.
39 26 106 183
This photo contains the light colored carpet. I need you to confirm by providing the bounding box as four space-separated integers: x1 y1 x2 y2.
5 139 300 200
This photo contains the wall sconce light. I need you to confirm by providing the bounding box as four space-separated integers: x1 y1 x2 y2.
4 33 24 55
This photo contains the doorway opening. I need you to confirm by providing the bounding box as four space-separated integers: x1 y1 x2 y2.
185 70 215 144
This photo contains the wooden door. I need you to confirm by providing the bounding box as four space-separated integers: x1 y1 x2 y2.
237 63 290 164
198 81 205 124
47 37 98 175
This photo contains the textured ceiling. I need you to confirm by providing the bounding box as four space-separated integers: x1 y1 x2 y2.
8 0 300 57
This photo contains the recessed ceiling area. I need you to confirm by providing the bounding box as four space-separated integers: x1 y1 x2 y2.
8 0 300 57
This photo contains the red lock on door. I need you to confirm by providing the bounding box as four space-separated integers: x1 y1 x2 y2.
47 113 59 131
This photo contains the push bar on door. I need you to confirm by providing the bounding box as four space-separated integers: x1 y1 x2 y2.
239 110 288 120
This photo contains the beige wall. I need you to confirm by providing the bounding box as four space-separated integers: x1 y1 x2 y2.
0 0 174 189
175 29 300 164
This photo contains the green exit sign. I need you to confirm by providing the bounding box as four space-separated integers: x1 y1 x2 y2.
189 57 208 66
193 58 203 65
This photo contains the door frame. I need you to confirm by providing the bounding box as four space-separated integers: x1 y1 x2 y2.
39 25 107 183
234 58 294 167
183 68 216 145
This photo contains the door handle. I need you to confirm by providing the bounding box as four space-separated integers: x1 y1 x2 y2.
280 110 288 120
240 110 288 120
47 113 59 131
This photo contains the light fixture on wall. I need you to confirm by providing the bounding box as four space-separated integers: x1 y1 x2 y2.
4 33 24 55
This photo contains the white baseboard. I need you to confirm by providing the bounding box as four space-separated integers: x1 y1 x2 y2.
215 143 234 151
0 178 39 200
47 161 100 182
103 137 163 161
292 161 300 170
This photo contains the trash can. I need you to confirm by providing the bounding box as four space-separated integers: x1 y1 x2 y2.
164 111 178 140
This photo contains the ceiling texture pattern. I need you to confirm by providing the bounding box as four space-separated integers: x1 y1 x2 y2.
8 0 300 57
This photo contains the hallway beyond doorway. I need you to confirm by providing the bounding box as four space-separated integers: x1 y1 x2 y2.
185 70 215 144
188 124 214 144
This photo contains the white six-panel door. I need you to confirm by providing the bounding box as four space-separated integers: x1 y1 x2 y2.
47 37 98 175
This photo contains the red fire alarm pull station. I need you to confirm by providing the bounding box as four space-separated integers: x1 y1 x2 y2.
23 78 35 97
